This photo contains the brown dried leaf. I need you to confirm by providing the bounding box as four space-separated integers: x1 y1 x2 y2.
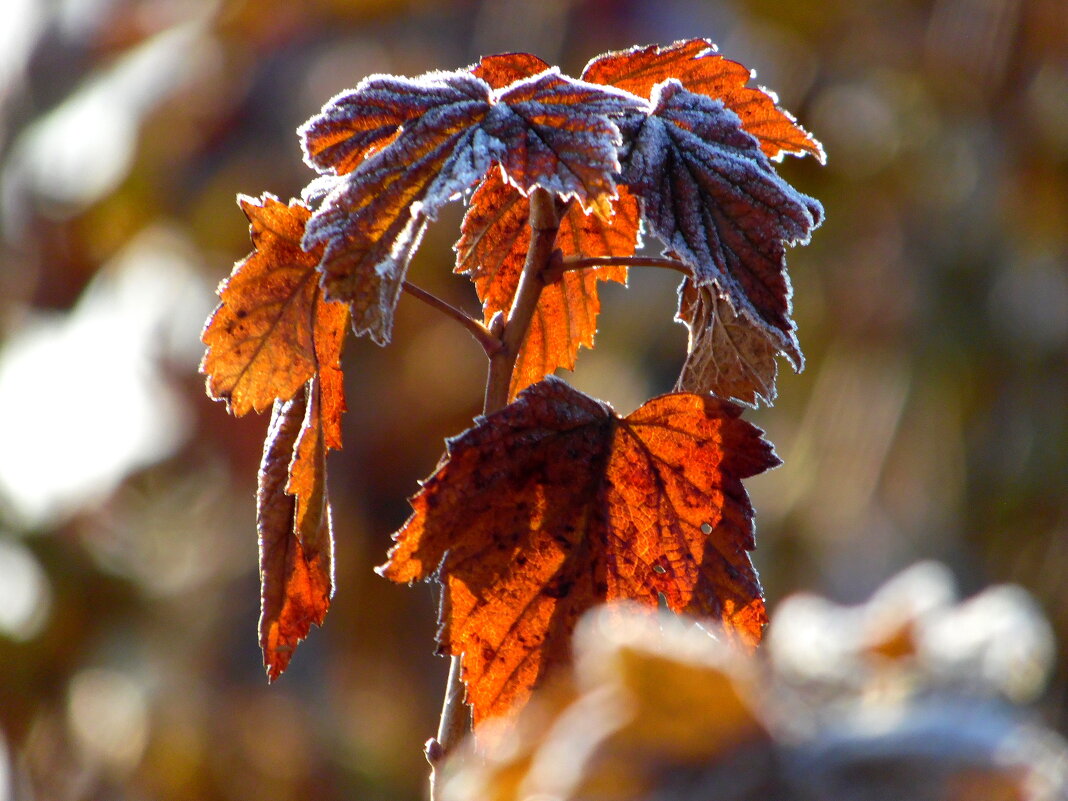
201 194 349 416
675 280 779 407
378 377 776 724
456 170 638 398
583 39 824 163
258 387 334 680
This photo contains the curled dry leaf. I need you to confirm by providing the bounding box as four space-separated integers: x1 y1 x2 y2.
258 385 335 680
582 38 825 163
619 80 822 363
676 280 779 407
456 170 638 399
201 194 349 416
301 68 642 344
378 377 776 725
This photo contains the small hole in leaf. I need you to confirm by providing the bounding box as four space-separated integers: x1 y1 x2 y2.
701 523 712 535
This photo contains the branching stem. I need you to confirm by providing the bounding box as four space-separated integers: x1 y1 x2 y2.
402 280 503 357
427 188 561 800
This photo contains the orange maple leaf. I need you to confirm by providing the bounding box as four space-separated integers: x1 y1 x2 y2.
583 38 824 163
201 194 349 416
378 377 776 725
258 384 336 680
471 52 553 90
456 170 638 399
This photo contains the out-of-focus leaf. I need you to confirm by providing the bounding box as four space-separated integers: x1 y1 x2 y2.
378 377 776 724
441 608 769 801
445 585 1068 801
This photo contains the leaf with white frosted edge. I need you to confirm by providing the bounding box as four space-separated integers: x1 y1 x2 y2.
620 79 822 365
300 68 644 344
583 38 825 163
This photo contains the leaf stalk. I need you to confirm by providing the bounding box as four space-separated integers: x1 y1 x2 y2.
402 280 503 356
547 255 692 282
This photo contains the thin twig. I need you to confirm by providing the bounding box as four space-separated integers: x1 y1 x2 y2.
402 280 502 356
546 254 692 282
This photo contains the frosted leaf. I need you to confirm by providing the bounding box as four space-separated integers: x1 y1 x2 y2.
300 71 487 175
487 68 644 208
621 80 822 364
300 174 342 207
583 39 825 163
299 67 643 344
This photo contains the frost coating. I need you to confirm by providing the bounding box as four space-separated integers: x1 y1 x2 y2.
299 67 644 344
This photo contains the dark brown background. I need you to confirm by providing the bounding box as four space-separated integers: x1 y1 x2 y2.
0 0 1065 798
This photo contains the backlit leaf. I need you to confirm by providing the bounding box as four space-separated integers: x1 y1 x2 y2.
675 280 779 407
258 387 334 680
583 39 824 163
300 69 641 344
620 80 822 363
378 377 776 724
201 194 349 416
456 170 638 398
472 52 552 90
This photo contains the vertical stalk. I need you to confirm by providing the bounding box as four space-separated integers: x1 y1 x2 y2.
427 188 560 799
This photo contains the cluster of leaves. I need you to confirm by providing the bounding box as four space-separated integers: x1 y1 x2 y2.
200 40 823 724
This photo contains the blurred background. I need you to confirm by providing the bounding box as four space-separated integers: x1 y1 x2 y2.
0 0 1065 798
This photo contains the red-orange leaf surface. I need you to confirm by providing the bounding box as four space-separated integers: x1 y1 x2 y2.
583 39 824 163
258 386 335 680
675 280 779 407
471 52 552 89
619 80 822 363
378 377 776 724
456 170 639 398
300 69 641 344
201 195 349 416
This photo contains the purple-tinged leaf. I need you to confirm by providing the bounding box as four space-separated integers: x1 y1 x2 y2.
621 80 822 364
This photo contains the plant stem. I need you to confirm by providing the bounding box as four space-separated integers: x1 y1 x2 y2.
402 281 502 356
427 188 561 799
545 255 691 282
484 189 561 411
